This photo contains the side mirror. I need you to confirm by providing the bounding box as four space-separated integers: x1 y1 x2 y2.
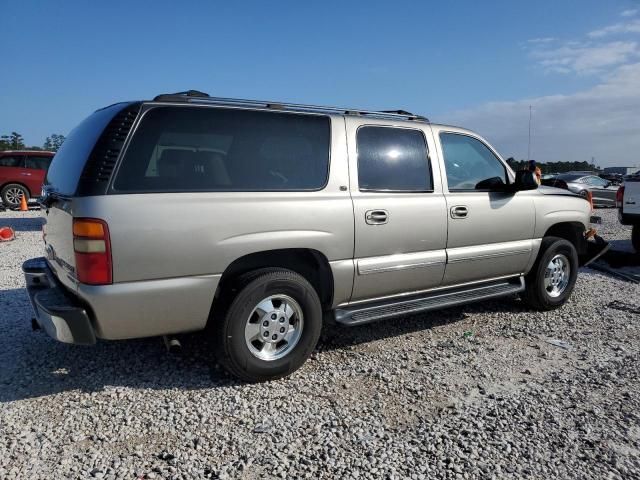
513 170 539 191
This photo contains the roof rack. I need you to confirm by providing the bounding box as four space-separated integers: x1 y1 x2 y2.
151 90 429 122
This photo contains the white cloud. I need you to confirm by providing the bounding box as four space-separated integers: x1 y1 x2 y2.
530 40 638 74
438 63 640 166
589 19 640 37
621 9 638 17
527 37 555 44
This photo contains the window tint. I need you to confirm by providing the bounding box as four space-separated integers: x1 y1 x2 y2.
25 156 52 170
46 102 133 195
0 155 23 168
440 133 507 191
357 127 431 191
113 107 330 192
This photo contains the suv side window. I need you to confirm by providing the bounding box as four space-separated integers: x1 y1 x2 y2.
113 106 330 192
0 155 24 168
25 156 52 170
356 126 432 191
440 133 507 191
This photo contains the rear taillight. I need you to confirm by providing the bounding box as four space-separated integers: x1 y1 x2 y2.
616 186 625 208
73 218 112 285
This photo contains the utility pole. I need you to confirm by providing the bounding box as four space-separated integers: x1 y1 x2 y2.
527 105 532 161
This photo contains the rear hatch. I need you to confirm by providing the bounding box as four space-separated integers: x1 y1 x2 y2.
623 177 640 215
41 102 140 290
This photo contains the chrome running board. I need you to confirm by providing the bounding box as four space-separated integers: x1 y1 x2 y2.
334 277 525 326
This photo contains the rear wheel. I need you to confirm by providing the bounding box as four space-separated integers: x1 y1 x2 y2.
522 237 579 311
1 184 29 208
215 269 323 382
632 225 640 253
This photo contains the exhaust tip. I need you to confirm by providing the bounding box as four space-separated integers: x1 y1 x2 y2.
163 336 182 353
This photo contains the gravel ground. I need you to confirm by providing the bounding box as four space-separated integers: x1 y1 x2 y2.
1 208 639 479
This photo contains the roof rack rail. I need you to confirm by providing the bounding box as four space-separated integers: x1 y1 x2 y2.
153 90 210 101
151 91 429 122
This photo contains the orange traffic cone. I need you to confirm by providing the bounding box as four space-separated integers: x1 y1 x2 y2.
19 194 28 211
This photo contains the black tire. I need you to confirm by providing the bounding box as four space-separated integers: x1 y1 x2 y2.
1 184 29 208
632 225 640 253
521 236 579 311
214 268 322 382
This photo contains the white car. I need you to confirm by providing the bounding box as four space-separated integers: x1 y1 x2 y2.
617 175 640 251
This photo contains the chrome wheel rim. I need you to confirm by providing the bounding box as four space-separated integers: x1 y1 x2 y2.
544 254 570 298
244 294 304 361
5 187 24 206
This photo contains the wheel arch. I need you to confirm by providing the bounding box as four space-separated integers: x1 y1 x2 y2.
213 248 335 314
543 221 588 257
1 181 32 196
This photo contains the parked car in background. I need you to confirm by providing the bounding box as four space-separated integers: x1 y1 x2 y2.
624 169 640 180
555 173 618 207
599 172 623 186
0 150 55 208
617 174 640 251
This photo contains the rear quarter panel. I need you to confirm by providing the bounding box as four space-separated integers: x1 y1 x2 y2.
0 166 27 191
70 115 354 339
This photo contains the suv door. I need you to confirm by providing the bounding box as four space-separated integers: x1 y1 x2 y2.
434 129 536 285
0 153 26 186
24 154 53 196
347 118 447 302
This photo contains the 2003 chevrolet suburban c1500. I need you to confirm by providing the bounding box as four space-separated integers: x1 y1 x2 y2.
23 90 607 382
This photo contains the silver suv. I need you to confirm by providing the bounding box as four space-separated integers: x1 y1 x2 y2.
24 91 606 381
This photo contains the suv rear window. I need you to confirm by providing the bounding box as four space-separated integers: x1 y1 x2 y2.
0 155 23 168
112 106 331 192
25 156 52 170
46 103 134 195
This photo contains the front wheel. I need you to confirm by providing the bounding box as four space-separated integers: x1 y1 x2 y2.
521 237 579 311
632 225 640 253
215 269 323 382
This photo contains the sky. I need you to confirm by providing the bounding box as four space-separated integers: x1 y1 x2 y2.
1 0 640 167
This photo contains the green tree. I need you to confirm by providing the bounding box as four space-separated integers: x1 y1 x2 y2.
0 132 26 150
43 133 66 152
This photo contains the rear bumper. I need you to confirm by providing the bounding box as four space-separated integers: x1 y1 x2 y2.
22 257 96 345
619 210 640 225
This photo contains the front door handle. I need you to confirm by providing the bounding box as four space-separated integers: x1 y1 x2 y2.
450 205 468 219
365 209 389 225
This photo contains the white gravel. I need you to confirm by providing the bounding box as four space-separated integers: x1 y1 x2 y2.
1 208 639 479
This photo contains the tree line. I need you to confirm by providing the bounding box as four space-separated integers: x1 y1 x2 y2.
0 131 66 152
506 158 600 174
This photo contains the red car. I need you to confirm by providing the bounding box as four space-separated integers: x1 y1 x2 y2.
0 150 55 208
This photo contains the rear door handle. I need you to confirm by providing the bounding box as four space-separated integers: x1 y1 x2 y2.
450 205 468 219
365 209 389 225
20 172 32 176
